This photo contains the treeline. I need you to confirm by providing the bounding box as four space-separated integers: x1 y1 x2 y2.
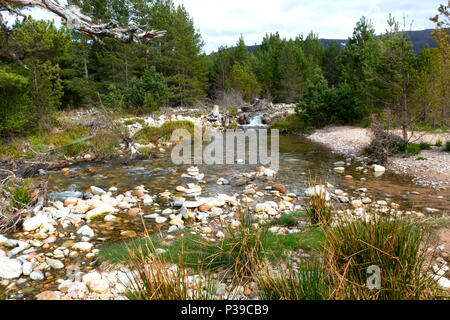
0 0 207 138
0 0 448 140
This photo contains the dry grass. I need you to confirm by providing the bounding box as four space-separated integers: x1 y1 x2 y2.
123 231 218 300
199 209 266 284
305 177 333 226
257 261 329 300
323 214 439 300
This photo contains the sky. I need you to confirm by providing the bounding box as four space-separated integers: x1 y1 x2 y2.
6 0 444 54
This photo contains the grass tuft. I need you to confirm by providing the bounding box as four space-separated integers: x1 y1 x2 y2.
258 261 329 300
323 215 438 300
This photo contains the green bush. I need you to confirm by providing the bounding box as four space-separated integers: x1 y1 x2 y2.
295 67 366 127
419 142 432 150
407 143 421 155
134 121 194 144
128 67 169 113
435 140 443 147
446 141 450 152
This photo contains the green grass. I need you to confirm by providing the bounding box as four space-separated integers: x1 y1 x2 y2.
258 261 329 300
274 211 308 227
99 225 325 270
415 156 428 161
435 140 443 147
394 142 433 155
134 121 195 144
124 235 218 300
123 118 146 126
412 123 448 133
8 182 32 209
268 114 312 134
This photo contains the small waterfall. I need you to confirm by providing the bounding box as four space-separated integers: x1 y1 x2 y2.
244 114 267 127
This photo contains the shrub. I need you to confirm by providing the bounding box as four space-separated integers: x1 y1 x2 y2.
323 216 437 300
268 114 310 134
134 121 194 144
127 67 169 113
258 261 329 300
90 131 121 159
446 141 450 152
407 143 421 155
11 183 31 209
295 67 367 128
419 142 432 150
435 140 443 147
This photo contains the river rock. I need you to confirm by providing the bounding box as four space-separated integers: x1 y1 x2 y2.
72 242 93 252
22 215 48 232
101 195 119 207
64 197 80 207
46 258 64 270
0 249 5 258
22 261 35 276
104 215 117 222
198 204 211 212
90 186 107 196
30 270 45 281
272 184 286 194
121 230 137 238
85 205 116 220
155 217 168 224
142 195 153 206
334 167 345 174
184 200 205 209
0 257 22 279
74 201 90 214
77 225 95 238
36 291 61 300
126 208 142 217
88 279 110 294
373 165 386 172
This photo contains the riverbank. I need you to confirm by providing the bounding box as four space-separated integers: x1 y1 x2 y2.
307 126 450 189
1 162 449 300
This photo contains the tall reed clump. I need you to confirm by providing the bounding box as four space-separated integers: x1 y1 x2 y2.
257 261 329 300
304 178 333 226
123 233 217 300
323 215 437 300
201 209 267 283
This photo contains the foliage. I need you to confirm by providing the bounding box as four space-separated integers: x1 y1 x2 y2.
323 216 437 300
133 121 194 144
127 66 169 112
258 261 329 300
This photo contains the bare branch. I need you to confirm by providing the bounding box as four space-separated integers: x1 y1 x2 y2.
0 0 166 43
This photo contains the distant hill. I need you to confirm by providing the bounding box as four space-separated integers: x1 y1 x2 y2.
246 29 436 54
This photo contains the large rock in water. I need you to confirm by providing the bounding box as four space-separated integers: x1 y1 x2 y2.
85 205 116 220
23 215 48 232
0 257 22 279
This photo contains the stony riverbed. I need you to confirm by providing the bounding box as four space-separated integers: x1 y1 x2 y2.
1 113 449 300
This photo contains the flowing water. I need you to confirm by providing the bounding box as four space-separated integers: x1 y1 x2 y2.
15 120 448 298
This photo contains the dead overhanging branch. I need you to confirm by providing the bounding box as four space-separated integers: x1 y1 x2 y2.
1 0 166 43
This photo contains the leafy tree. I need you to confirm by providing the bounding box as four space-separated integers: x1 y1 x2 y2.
226 62 260 101
0 65 30 138
128 66 169 112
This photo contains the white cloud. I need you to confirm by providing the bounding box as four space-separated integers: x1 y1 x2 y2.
174 0 443 53
4 0 442 54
